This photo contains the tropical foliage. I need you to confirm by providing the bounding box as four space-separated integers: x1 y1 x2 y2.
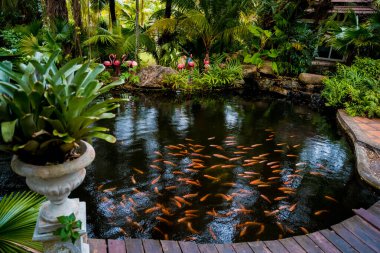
0 51 125 165
164 58 243 92
322 57 380 118
0 191 45 253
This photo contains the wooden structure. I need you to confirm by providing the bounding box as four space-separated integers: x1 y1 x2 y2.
88 200 380 253
329 0 376 14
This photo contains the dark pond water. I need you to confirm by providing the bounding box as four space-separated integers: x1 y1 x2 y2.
0 93 379 243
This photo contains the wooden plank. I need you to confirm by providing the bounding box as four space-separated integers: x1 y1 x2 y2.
319 229 358 253
161 240 182 253
368 201 380 216
89 239 107 253
247 241 271 253
341 216 380 251
307 232 340 253
142 239 163 253
215 244 236 253
108 239 127 253
232 243 254 253
293 235 323 253
331 223 376 253
198 244 219 253
279 238 306 253
125 238 144 253
331 0 372 2
353 208 380 231
179 241 201 253
264 240 290 253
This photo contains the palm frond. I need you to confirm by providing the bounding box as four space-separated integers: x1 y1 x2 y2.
19 35 41 56
0 191 45 253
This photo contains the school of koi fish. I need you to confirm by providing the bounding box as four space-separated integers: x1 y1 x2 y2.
95 130 341 242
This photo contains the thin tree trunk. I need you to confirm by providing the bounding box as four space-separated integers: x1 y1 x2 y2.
109 0 116 26
164 0 172 18
71 0 82 57
46 0 68 22
135 0 140 62
158 0 173 45
140 0 144 27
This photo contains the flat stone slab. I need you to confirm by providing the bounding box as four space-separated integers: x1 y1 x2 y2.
337 110 380 189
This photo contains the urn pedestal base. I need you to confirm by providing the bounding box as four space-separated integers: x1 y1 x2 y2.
33 200 89 253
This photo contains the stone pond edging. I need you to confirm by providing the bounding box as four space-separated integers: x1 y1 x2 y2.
337 110 380 190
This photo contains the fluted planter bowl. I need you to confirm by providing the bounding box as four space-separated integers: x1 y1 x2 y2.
11 141 95 223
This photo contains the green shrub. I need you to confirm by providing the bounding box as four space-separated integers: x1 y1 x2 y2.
322 57 380 118
163 60 243 92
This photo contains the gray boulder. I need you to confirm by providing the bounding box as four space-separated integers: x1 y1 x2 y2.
137 65 177 88
298 73 327 85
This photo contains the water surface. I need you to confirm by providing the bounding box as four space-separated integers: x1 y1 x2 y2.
0 93 378 243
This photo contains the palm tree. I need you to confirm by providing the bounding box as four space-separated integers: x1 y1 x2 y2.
328 12 380 60
150 0 252 55
0 192 45 252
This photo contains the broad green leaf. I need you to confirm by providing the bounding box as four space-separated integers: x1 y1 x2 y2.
86 132 116 143
1 120 17 143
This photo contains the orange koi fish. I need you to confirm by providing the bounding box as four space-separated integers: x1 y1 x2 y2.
183 193 199 199
203 175 219 181
133 168 144 174
288 203 297 212
187 222 199 234
164 160 177 167
256 224 265 235
131 175 137 184
151 175 161 185
213 154 229 160
165 186 177 190
200 194 212 202
300 227 309 234
251 144 263 148
103 187 117 193
314 210 329 216
215 194 232 201
324 195 338 203
209 226 217 240
260 194 272 204
149 164 162 171
156 217 173 226
154 151 163 157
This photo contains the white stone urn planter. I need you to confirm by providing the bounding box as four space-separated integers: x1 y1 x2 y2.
11 141 95 232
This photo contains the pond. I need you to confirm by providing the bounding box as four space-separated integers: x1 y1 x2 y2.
0 93 378 243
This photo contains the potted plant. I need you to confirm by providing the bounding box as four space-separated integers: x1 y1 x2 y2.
0 51 124 233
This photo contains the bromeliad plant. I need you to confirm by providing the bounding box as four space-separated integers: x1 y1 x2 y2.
0 51 124 165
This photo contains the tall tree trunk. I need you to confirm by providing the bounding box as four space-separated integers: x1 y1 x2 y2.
109 0 116 26
71 0 82 28
46 0 68 22
164 0 172 18
135 0 140 62
71 0 82 57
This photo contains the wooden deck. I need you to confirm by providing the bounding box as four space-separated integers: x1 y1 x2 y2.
88 200 380 253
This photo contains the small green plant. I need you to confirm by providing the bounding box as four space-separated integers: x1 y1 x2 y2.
98 71 113 85
53 213 82 244
322 57 380 118
120 66 140 85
